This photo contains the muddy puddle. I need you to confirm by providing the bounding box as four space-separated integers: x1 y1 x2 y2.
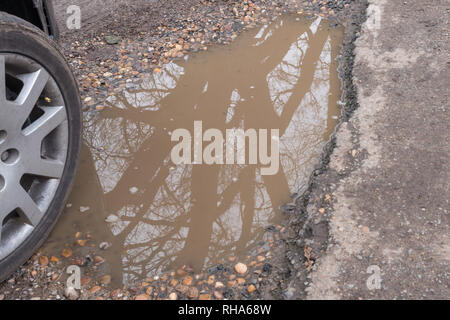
44 15 343 286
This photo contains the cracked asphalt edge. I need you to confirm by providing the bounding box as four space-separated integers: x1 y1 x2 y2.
302 0 450 299
260 0 368 300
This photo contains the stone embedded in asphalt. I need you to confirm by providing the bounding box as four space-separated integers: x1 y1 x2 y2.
61 248 72 258
105 35 121 45
207 275 215 285
187 287 199 299
182 276 193 286
213 291 224 299
94 256 105 264
76 239 87 247
81 277 91 286
89 286 101 294
39 256 49 266
135 294 149 300
169 279 179 287
100 275 111 285
168 292 178 300
199 293 211 300
234 262 248 275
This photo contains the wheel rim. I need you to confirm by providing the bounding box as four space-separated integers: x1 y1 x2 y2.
0 53 68 260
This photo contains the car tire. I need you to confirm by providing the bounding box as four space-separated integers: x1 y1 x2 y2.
0 12 81 281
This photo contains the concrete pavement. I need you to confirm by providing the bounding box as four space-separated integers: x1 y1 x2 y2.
305 0 449 299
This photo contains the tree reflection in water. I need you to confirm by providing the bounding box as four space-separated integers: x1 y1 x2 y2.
80 16 343 284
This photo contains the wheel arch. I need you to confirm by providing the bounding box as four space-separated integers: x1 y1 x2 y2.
0 0 59 40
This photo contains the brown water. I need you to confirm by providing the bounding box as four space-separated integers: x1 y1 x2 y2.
44 15 343 285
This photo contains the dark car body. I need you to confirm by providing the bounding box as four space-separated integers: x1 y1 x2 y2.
0 0 58 39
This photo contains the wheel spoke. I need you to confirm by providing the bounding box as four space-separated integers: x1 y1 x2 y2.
0 192 15 241
23 106 66 141
26 158 65 179
16 187 44 226
14 68 50 124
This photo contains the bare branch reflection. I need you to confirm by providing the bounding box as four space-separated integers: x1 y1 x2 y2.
80 16 343 284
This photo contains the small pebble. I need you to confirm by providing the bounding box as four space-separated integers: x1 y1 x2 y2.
234 262 248 275
187 287 199 299
213 291 224 299
168 292 178 300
